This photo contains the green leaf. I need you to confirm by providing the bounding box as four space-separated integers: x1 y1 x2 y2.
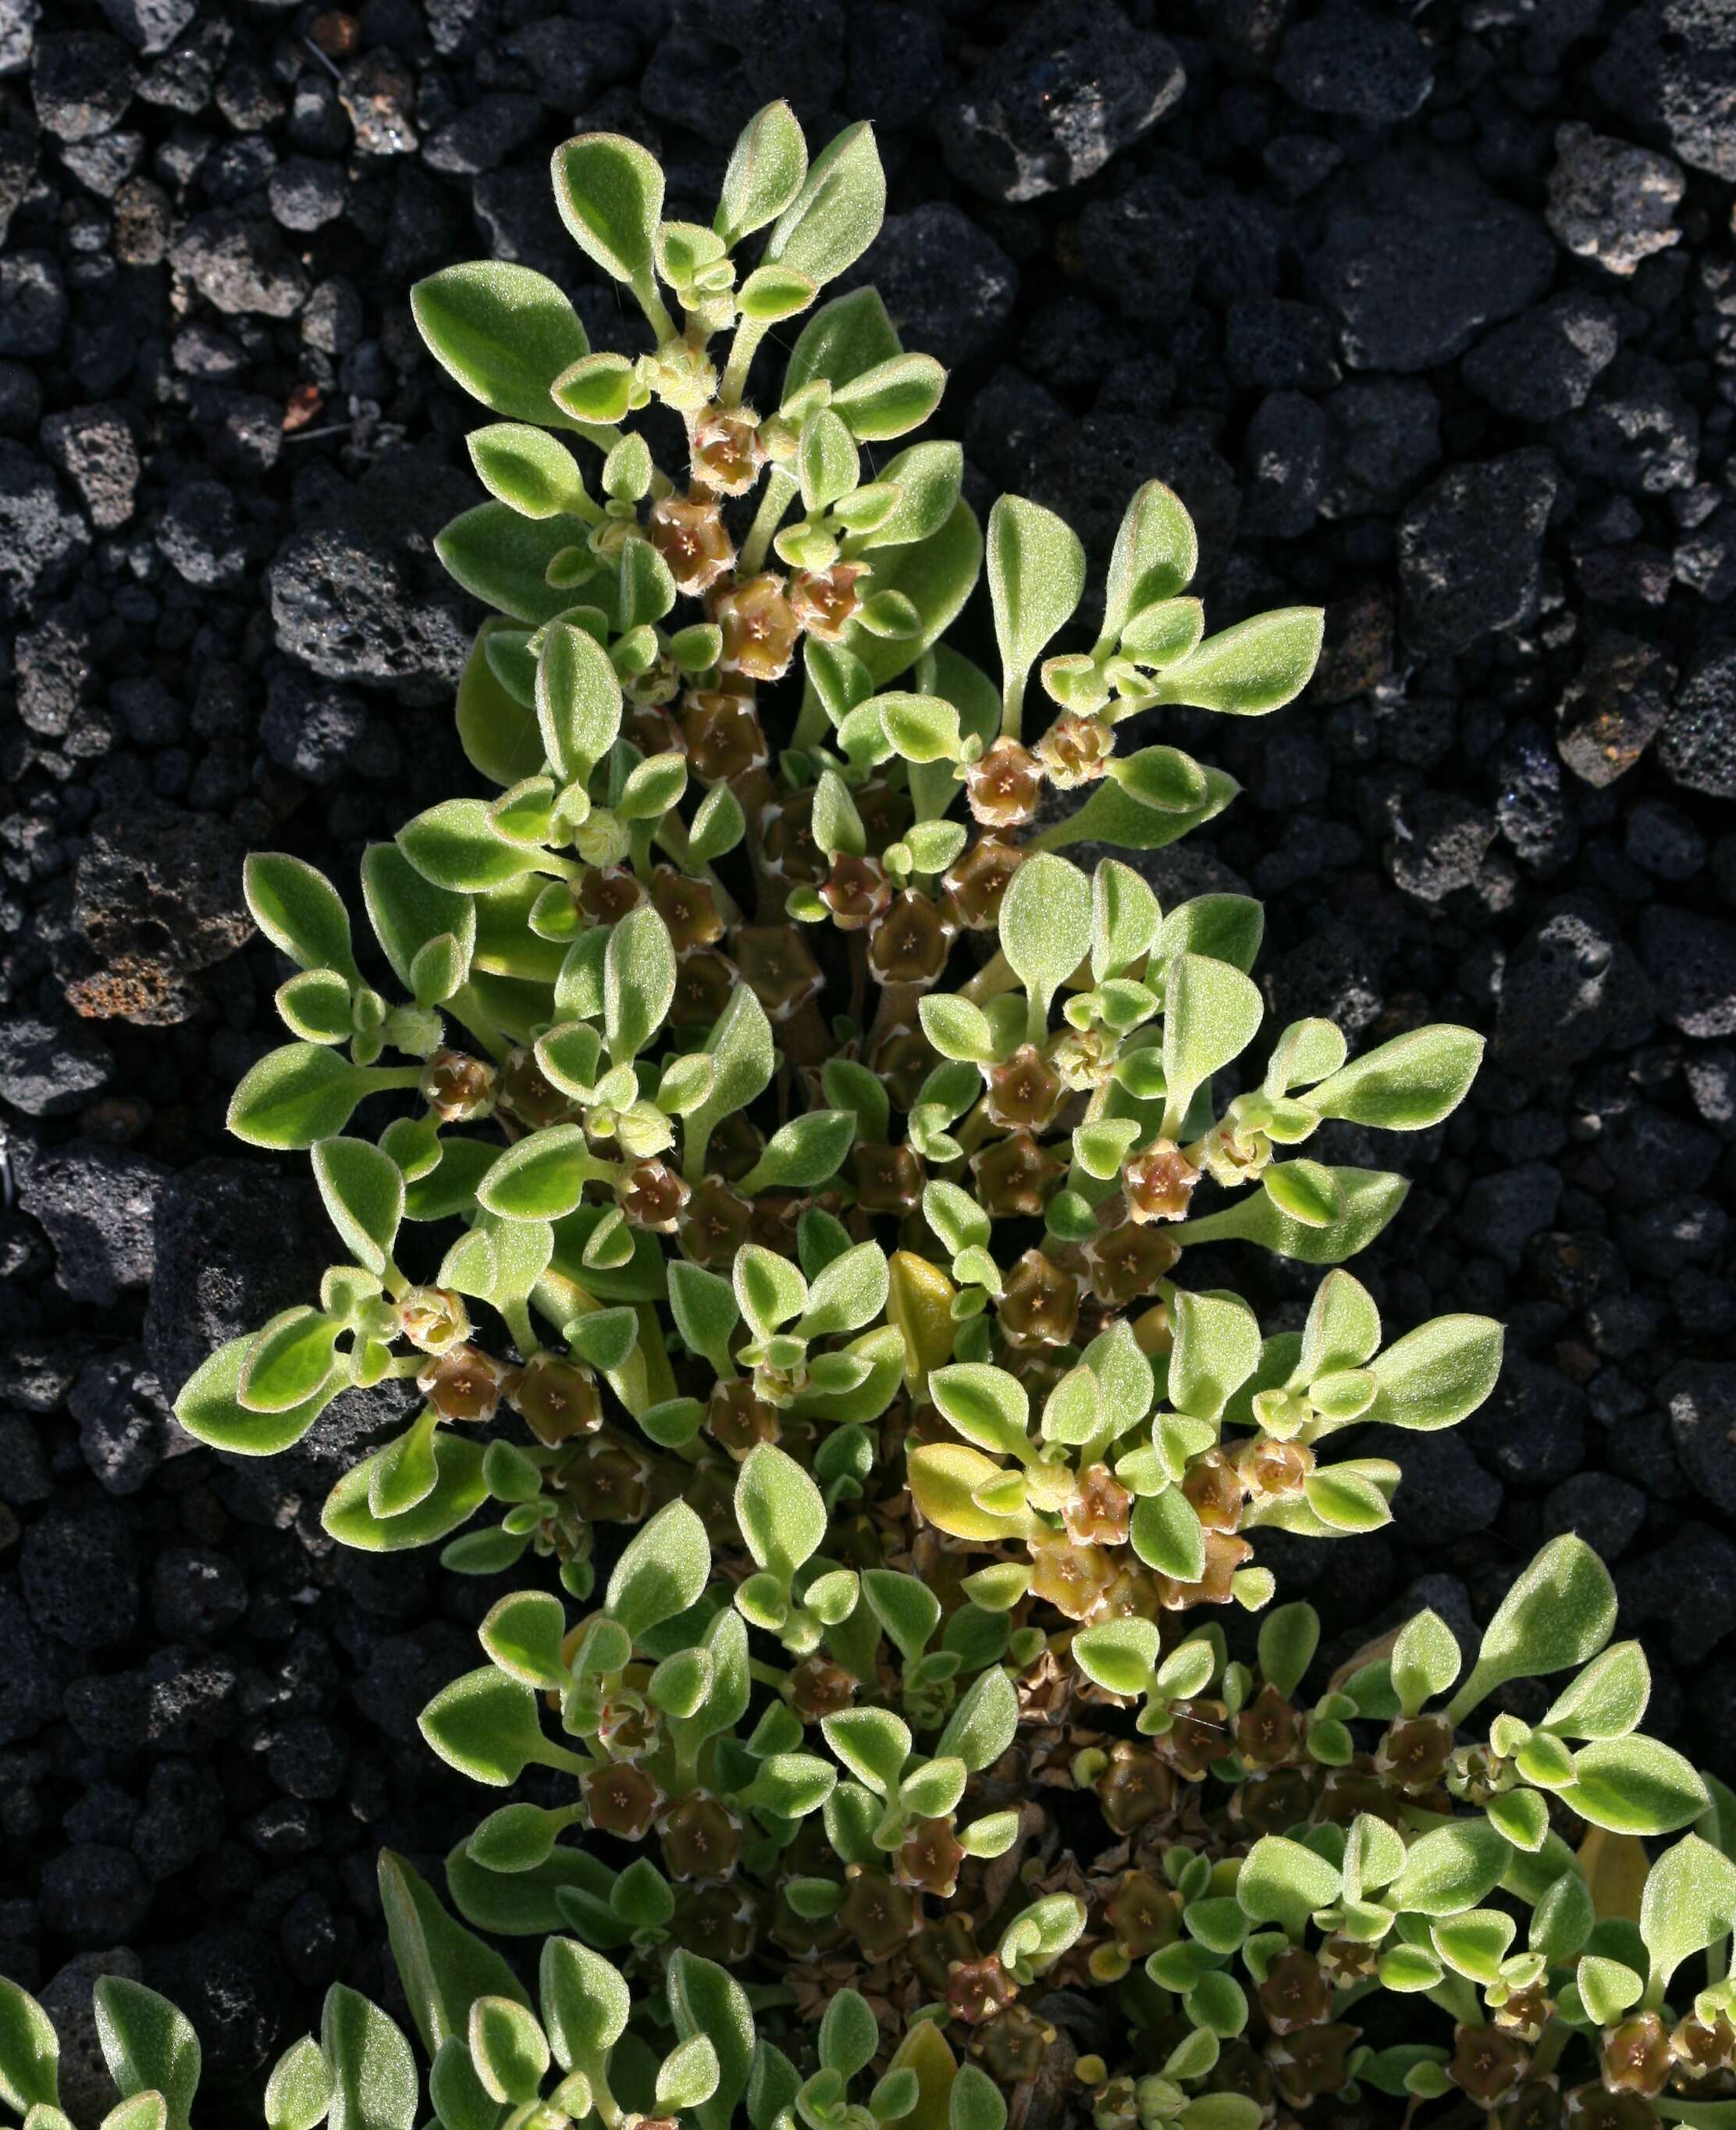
929 1364 1030 1461
176 1332 337 1455
478 1125 593 1223
1142 607 1324 715
1170 1291 1261 1421
436 506 601 626
1263 1161 1344 1228
1091 860 1162 982
763 121 884 286
421 1667 563 1786
1557 1739 1710 1837
1110 745 1208 813
668 1262 740 1375
918 995 994 1063
1037 764 1240 856
999 852 1090 1018
880 691 962 764
1446 1536 1617 1725
321 1989 415 2130
833 355 946 444
823 1708 911 1795
737 1444 826 1580
988 496 1086 712
246 853 358 981
1257 1605 1319 1701
400 800 542 895
1391 1608 1461 1717
411 263 594 430
1542 1643 1651 1742
657 2036 720 2112
481 1590 569 1690
1176 1167 1410 1266
1388 1820 1511 1918
784 287 902 403
936 1665 1018 1773
1577 1957 1644 2027
685 985 775 1177
537 618 622 781
1162 952 1263 1128
799 1241 888 1340
94 1980 199 2130
469 423 587 520
738 1110 856 1192
1432 1910 1516 1985
323 1434 488 1552
950 2065 1005 2130
469 1997 549 2106
312 1138 404 1277
1639 1835 1736 1998
552 133 663 287
607 1499 712 1639
1072 1617 1159 1698
1307 1025 1485 1131
717 101 809 245
539 1940 628 2071
361 843 476 993
264 2038 333 2130
379 1851 528 2059
605 905 676 1063
665 1954 754 2130
817 1991 877 2083
229 1044 369 1151
690 782 745 863
0 1982 59 2115
1130 1487 1206 1584
237 1308 342 1418
1236 1837 1341 1939
1101 482 1198 647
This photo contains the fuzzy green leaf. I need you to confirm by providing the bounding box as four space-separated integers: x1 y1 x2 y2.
411 262 594 430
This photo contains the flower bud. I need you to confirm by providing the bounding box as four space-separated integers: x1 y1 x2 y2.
618 1158 690 1231
576 810 631 868
1036 713 1114 789
397 1286 470 1355
420 1047 496 1123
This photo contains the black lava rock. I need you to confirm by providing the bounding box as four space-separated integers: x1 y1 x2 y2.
1396 449 1560 654
1273 0 1432 123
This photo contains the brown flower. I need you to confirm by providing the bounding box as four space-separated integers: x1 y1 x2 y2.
1236 1436 1313 1501
998 1251 1080 1349
1235 1682 1301 1768
735 924 824 1021
1563 2089 1663 2130
1158 1697 1229 1779
898 1817 965 1897
972 1131 1066 1219
1064 1464 1133 1547
1123 1141 1201 1224
617 1158 690 1231
1104 1870 1179 1957
1035 714 1114 789
648 495 735 593
819 853 894 931
650 867 724 952
418 1343 513 1423
1671 2012 1736 2079
1084 1220 1181 1309
1094 1741 1176 1835
867 890 953 987
942 835 1024 931
791 564 866 640
714 572 799 682
1029 1532 1115 1622
1376 1712 1456 1793
679 1178 753 1267
1494 1986 1556 2045
838 1867 916 1960
420 1048 496 1123
1497 2083 1567 2130
1260 1949 1332 2036
789 1654 856 1720
1451 2025 1532 2107
705 1377 778 1460
584 1762 661 1840
1181 1450 1244 1531
1268 2023 1360 2108
562 1441 652 1523
496 1045 582 1130
679 690 769 784
692 408 767 496
947 1954 1017 2025
1602 2016 1674 2100
658 1793 742 1882
1157 1530 1252 1610
510 1352 603 1445
852 1141 925 1216
671 949 736 1027
579 864 646 923
986 1045 1064 1131
964 739 1043 829
671 1882 759 1964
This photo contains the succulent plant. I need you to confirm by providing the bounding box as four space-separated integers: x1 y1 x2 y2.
5 99 1727 2130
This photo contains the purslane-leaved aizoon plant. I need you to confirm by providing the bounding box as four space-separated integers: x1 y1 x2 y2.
5 101 1732 2130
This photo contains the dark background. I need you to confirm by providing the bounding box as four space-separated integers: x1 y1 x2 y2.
2 0 1734 2103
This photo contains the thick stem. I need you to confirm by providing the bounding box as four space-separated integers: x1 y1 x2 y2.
720 315 770 408
741 468 799 574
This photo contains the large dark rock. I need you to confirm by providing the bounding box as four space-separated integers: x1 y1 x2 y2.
1396 450 1560 654
1462 294 1619 422
1308 152 1554 372
1274 0 1432 123
1664 1364 1736 1516
1661 627 1736 796
841 205 1018 371
1640 906 1736 1037
267 447 475 694
0 1013 115 1116
15 1140 169 1306
939 0 1185 202
0 440 87 619
1555 629 1675 786
1495 896 1655 1075
1594 0 1736 182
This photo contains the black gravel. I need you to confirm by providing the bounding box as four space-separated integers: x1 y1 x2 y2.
2 0 1735 2100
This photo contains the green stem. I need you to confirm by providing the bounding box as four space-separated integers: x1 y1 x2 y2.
1002 664 1029 743
720 315 770 408
792 685 831 752
635 279 678 344
502 1299 539 1360
450 983 514 1063
961 952 1019 1006
367 1067 425 1092
741 468 798 573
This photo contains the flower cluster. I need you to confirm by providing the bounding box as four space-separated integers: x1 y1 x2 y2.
7 98 1717 2130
